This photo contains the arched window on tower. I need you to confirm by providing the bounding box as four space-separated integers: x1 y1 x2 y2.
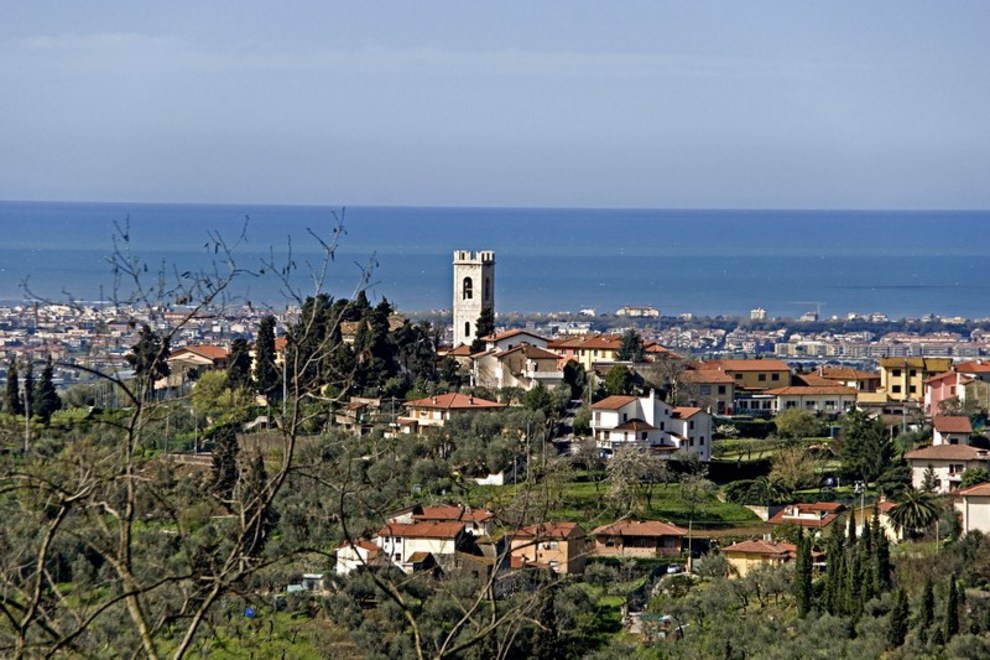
484 277 491 302
463 277 473 300
465 321 471 338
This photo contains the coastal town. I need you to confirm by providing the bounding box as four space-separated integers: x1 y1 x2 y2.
3 248 990 656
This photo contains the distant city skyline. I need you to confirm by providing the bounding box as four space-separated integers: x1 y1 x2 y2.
2 2 989 210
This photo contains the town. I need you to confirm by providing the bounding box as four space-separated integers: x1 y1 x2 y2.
2 248 990 657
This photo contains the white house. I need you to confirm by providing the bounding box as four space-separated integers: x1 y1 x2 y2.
591 392 712 460
932 415 974 446
335 539 388 575
763 385 858 415
481 329 549 352
954 482 990 534
472 343 564 391
905 444 990 494
374 521 466 573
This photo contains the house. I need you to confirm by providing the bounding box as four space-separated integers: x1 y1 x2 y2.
334 397 382 435
954 482 990 534
767 502 845 533
924 371 971 417
861 357 953 405
396 392 505 434
853 501 903 543
763 385 858 415
590 520 687 558
547 333 668 371
932 415 974 446
815 366 881 393
509 522 587 575
720 539 816 578
702 359 792 393
374 521 467 573
905 444 990 494
616 305 660 318
591 392 712 460
472 343 564 391
480 329 549 352
406 504 495 537
335 539 389 575
164 344 230 388
678 368 736 415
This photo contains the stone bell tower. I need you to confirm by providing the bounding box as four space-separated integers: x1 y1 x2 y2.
452 250 495 348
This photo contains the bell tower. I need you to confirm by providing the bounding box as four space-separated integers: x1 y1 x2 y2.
452 250 495 348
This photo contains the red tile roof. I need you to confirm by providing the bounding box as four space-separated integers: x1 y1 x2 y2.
764 385 858 396
679 369 735 384
906 444 989 461
957 361 990 375
592 520 688 537
956 482 990 498
172 345 230 361
548 334 623 351
614 419 657 432
591 395 640 411
819 367 879 380
404 392 505 411
672 406 703 419
413 505 494 524
447 344 475 357
496 344 560 360
722 539 798 559
375 521 465 539
767 502 845 528
513 522 584 540
933 415 973 435
705 359 791 372
482 329 546 343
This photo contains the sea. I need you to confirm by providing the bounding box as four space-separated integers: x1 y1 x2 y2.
1 200 988 320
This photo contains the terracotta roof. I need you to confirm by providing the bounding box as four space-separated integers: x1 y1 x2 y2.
705 359 791 372
906 444 989 461
614 419 657 432
375 521 465 539
957 361 990 375
722 539 798 559
483 329 546 343
413 505 494 524
592 520 688 537
679 369 735 384
924 371 963 385
591 395 640 411
672 406 703 419
337 539 381 555
447 344 475 357
405 551 434 563
819 366 879 381
794 373 834 387
768 502 845 528
933 415 973 435
171 345 229 361
496 344 560 360
764 385 858 396
956 482 990 498
878 357 952 370
513 522 584 540
548 334 623 351
404 392 505 411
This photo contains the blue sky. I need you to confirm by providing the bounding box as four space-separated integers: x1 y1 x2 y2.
2 2 988 209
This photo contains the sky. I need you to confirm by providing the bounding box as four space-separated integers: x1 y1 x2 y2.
2 2 989 209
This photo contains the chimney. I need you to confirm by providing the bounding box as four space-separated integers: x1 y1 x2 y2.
469 396 474 404
432 396 438 405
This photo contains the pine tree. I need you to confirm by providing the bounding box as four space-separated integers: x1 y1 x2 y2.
33 355 61 425
616 328 645 362
227 338 253 390
5 359 22 416
254 315 280 404
945 574 960 641
888 587 909 648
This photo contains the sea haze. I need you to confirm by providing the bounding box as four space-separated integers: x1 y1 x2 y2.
0 201 987 319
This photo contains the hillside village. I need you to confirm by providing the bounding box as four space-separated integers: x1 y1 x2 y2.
3 251 990 656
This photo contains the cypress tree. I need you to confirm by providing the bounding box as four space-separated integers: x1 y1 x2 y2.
847 511 857 547
920 576 935 641
210 425 240 502
470 305 495 353
22 361 34 417
888 587 909 648
945 574 960 641
126 324 170 398
874 530 892 594
254 315 279 404
794 529 813 617
241 453 277 558
227 338 253 390
5 359 22 416
824 519 846 615
34 355 61 425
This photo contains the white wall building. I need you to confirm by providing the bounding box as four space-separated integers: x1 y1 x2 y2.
591 391 712 460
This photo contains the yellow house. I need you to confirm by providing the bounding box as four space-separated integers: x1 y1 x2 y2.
703 359 792 393
509 522 588 575
877 357 952 402
721 539 812 578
